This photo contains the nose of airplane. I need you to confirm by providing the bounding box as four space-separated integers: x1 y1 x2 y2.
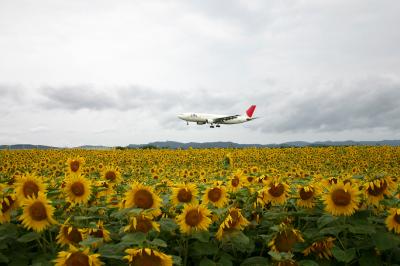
177 114 185 119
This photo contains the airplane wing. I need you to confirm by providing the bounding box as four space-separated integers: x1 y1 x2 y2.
213 115 240 123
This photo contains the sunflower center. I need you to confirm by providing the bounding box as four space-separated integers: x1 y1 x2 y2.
23 181 39 198
367 181 387 196
29 201 47 221
231 177 240 187
394 214 400 224
105 171 116 181
70 160 80 172
90 229 104 238
1 196 15 213
177 189 192 203
71 182 85 196
227 210 240 228
299 188 314 200
268 183 284 197
66 252 89 266
131 251 161 266
329 178 338 185
274 231 298 252
331 189 351 206
185 209 202 226
63 227 83 244
134 189 154 209
208 188 222 202
136 218 153 233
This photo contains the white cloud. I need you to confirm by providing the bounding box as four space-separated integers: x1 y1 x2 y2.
0 0 399 146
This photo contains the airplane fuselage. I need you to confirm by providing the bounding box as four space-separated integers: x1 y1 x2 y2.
177 105 257 127
178 113 251 124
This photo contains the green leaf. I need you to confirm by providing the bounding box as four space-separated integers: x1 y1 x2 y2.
200 258 217 266
332 246 356 263
298 260 319 266
171 255 182 265
218 256 233 266
79 236 103 246
374 231 400 251
17 231 41 243
73 216 97 221
240 257 270 266
150 238 167 248
317 215 337 229
230 231 250 249
359 251 382 266
348 224 376 235
191 242 218 256
318 226 344 236
191 231 210 243
159 218 178 232
0 223 18 240
0 252 9 263
121 232 146 245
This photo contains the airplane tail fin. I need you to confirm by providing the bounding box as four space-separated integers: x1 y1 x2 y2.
246 105 256 118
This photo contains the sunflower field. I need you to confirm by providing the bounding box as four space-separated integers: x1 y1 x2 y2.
1 146 400 266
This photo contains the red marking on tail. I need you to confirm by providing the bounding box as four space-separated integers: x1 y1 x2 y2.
246 105 256 118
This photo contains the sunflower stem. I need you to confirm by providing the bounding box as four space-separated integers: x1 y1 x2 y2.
183 237 189 266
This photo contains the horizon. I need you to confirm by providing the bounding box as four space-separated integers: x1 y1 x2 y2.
1 1 400 146
2 139 400 148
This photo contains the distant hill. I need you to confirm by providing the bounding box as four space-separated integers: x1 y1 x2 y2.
127 140 400 149
0 144 57 150
2 140 400 150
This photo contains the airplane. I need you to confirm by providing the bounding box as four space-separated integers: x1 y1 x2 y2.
177 105 258 128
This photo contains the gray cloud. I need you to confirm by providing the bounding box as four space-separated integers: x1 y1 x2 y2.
39 85 240 113
258 77 400 133
6 76 400 134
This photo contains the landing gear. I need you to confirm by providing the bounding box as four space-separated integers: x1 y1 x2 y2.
216 125 220 128
186 121 189 125
210 125 214 128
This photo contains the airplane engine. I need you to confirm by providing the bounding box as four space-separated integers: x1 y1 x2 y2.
196 121 206 125
206 119 214 124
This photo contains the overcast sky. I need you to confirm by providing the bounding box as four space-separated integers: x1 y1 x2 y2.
1 0 400 146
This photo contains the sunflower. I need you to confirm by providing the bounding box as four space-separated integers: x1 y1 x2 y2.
216 208 250 240
88 221 111 243
57 224 86 247
124 248 172 266
269 224 304 253
228 171 244 192
250 166 259 174
124 182 162 215
95 181 115 199
303 237 335 259
171 183 198 205
364 176 396 206
101 165 121 184
259 178 290 206
54 246 102 266
322 181 360 216
19 192 57 232
176 204 212 234
14 173 47 202
297 184 320 209
66 156 85 175
64 174 92 205
124 213 160 233
0 194 18 224
202 184 228 208
321 177 339 188
385 208 400 234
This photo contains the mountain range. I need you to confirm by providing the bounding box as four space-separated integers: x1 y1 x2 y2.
1 140 400 150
